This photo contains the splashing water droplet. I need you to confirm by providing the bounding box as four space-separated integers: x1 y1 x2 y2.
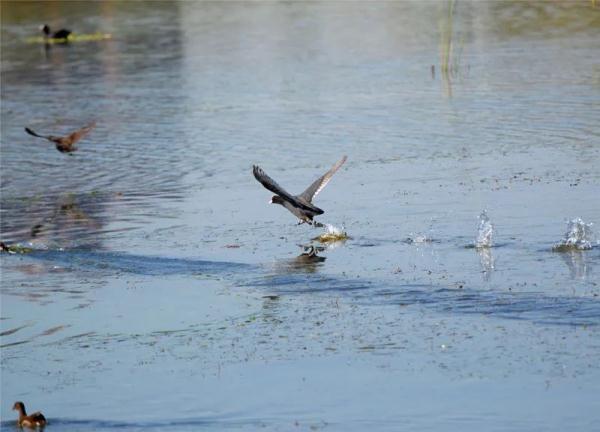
476 211 494 248
325 224 344 236
313 224 348 243
553 218 594 251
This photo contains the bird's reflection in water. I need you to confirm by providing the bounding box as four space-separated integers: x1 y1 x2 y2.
0 192 110 251
560 250 591 280
274 245 327 274
477 246 494 282
29 194 103 247
319 239 347 251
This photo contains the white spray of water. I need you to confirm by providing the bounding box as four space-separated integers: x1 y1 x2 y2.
475 211 494 248
313 224 348 243
325 224 345 237
554 218 594 251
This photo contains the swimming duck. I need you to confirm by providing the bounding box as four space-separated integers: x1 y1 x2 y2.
253 155 347 226
25 122 96 153
40 24 72 39
12 401 47 428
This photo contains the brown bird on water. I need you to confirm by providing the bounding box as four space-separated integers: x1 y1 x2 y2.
24 122 96 153
253 155 347 226
12 401 47 428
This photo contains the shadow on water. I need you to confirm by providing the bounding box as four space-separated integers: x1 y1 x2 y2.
244 254 600 327
4 249 254 277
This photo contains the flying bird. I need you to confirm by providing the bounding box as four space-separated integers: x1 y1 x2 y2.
253 155 347 226
12 401 47 429
40 24 72 39
25 122 96 153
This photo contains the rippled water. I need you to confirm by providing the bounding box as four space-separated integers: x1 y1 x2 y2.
2 1 600 431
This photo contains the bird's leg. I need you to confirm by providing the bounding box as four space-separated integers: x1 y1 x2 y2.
297 220 305 225
313 221 324 228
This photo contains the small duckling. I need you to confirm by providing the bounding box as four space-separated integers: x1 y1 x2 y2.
40 24 71 39
12 401 47 428
25 122 96 153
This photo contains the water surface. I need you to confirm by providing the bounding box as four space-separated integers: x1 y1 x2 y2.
1 1 600 431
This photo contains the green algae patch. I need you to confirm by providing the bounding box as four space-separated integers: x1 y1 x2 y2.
312 224 349 243
25 33 112 44
0 243 34 254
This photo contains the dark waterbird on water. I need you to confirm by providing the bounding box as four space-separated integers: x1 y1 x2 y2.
253 155 347 226
40 24 72 39
25 122 96 153
12 401 47 428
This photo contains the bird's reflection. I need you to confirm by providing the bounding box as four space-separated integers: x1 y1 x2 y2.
29 194 102 245
272 245 327 275
560 250 591 280
1 192 110 251
477 246 495 281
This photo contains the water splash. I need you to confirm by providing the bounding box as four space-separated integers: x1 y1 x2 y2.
553 218 594 251
475 211 494 248
313 224 348 243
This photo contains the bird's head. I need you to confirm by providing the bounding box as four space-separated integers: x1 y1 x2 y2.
12 401 25 413
270 196 284 206
39 24 51 35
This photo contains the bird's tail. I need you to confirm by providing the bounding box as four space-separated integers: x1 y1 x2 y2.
24 127 47 139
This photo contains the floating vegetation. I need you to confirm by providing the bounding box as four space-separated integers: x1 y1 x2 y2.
552 218 594 252
312 224 349 243
439 0 457 78
475 211 494 248
438 0 466 97
0 242 33 254
25 33 112 44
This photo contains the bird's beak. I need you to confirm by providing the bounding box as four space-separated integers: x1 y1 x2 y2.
39 25 45 30
268 198 273 204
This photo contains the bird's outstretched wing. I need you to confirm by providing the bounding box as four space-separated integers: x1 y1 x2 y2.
67 121 96 143
252 165 318 212
299 155 347 202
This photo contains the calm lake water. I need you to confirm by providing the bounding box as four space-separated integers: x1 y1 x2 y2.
1 1 599 430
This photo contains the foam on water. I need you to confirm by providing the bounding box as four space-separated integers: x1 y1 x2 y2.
475 211 494 248
553 218 594 251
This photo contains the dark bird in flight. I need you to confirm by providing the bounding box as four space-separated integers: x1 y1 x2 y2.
24 122 96 153
253 155 347 226
40 24 72 39
12 401 47 429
